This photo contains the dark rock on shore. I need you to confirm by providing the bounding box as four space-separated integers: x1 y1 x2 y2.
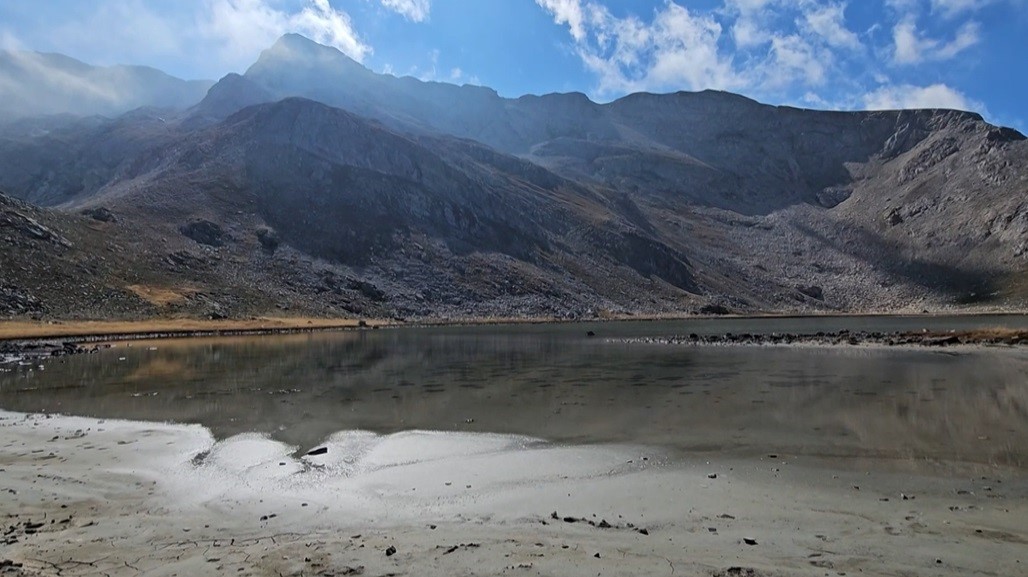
0 340 84 364
623 329 1028 348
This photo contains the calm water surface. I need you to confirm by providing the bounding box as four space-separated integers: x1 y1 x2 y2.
1 316 1027 469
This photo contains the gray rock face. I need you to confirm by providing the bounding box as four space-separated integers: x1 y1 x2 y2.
0 35 1025 319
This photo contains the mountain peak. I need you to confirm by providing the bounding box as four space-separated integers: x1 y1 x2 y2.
271 33 330 53
256 34 361 66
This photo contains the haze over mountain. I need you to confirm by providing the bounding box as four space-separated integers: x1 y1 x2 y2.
0 34 1025 320
0 49 213 121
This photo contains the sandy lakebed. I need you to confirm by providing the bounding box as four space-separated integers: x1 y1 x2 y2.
2 409 1026 577
2 317 1028 576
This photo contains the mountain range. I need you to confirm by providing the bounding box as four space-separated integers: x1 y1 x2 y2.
1 34 1025 320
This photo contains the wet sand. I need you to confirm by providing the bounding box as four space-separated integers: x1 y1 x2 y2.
2 410 1026 577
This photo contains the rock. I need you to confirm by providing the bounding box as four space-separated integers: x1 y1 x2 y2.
714 568 761 577
884 208 903 226
815 186 853 208
347 278 386 301
0 286 43 315
743 537 758 546
180 220 226 247
255 226 280 252
307 447 328 456
385 545 396 557
81 207 117 223
796 285 824 300
698 304 731 315
165 250 209 270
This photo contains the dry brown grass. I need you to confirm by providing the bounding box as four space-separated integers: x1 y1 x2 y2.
125 285 195 307
0 317 377 341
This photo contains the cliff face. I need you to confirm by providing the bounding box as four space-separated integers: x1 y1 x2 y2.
0 34 1025 320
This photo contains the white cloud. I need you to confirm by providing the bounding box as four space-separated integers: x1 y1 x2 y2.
379 0 431 22
0 49 123 105
885 0 921 12
537 0 742 95
536 0 588 41
863 83 983 111
930 0 992 16
200 0 370 72
731 16 771 47
802 3 862 50
892 19 979 64
769 34 828 86
0 29 25 51
724 0 776 48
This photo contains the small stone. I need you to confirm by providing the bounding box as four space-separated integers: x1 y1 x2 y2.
385 545 397 557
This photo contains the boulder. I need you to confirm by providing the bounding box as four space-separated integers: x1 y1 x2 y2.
180 220 225 247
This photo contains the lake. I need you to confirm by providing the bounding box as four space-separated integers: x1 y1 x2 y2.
2 315 1027 471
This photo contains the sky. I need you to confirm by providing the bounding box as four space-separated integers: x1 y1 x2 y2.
0 0 1025 131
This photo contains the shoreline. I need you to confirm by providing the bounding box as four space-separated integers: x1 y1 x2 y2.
1 309 1027 342
2 409 1025 577
0 317 380 342
616 328 1028 350
2 313 1027 365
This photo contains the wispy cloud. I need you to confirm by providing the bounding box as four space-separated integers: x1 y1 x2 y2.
200 0 370 71
536 0 742 95
892 18 980 64
802 3 862 49
863 82 983 112
535 0 998 121
379 0 431 22
930 0 994 17
537 0 869 97
46 0 183 65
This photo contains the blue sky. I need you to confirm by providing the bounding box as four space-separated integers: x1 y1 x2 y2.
1 0 1025 131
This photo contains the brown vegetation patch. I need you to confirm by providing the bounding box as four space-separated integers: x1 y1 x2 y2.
125 285 194 307
0 317 372 341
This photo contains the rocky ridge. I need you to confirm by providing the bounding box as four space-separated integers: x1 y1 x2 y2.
0 34 1025 320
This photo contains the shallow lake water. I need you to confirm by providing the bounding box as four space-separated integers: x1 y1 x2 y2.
2 316 1027 470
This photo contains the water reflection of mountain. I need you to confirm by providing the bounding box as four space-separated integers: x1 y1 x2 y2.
2 327 1026 470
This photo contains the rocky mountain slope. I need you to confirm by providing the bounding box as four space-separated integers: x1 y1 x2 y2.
0 34 1025 320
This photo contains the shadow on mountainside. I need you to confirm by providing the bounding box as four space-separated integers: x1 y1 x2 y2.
792 222 1001 303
